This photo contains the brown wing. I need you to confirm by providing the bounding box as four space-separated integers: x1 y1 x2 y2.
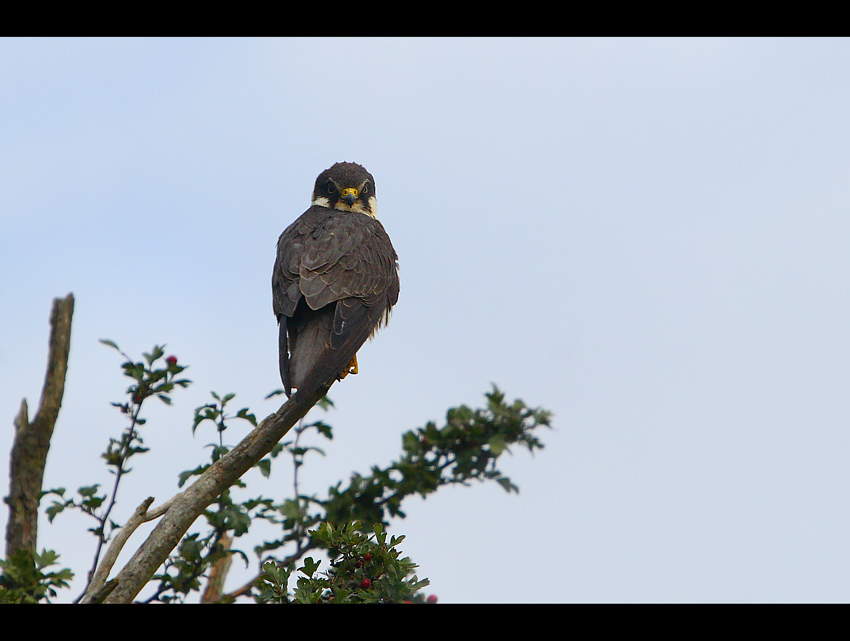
272 206 399 398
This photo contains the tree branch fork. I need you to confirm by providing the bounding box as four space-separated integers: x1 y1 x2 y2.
5 294 328 604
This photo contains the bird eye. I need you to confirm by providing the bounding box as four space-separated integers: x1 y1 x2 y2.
361 182 369 195
326 182 336 194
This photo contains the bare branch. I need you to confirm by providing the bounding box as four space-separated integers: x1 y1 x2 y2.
103 383 330 603
85 579 119 604
78 495 176 603
80 496 158 603
143 498 175 523
5 293 74 560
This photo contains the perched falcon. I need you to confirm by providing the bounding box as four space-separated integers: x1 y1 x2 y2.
272 162 400 399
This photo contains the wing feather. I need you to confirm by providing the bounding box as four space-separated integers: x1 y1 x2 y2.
272 205 399 397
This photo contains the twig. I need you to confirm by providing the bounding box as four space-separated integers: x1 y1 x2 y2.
81 398 147 596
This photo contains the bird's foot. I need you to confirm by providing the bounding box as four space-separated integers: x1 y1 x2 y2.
339 354 358 380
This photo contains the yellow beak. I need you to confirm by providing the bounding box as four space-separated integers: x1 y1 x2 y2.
340 187 358 205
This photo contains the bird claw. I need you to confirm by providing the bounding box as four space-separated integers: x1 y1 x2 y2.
339 354 358 380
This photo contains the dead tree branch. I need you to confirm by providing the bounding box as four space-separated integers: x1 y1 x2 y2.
5 293 75 560
79 496 174 603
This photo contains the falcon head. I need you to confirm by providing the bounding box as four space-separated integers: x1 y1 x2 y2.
311 162 378 218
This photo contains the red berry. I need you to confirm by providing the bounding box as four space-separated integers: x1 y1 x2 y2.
427 594 438 604
166 355 178 366
364 553 371 561
360 579 371 589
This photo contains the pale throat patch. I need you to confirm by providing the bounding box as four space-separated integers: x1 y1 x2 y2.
311 194 378 219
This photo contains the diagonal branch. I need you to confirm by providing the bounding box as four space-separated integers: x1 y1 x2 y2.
5 293 75 560
102 383 330 604
79 496 173 603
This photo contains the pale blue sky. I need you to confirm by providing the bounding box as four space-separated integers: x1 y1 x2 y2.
2 37 849 602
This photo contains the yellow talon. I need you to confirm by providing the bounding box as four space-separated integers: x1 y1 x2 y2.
339 354 358 379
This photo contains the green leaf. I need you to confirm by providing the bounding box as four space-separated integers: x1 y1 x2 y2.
300 557 321 577
488 434 507 456
143 345 165 365
236 408 258 426
78 484 101 498
316 395 335 411
256 459 271 478
402 431 421 453
45 502 67 522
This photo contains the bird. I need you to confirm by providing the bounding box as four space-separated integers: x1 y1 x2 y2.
272 162 400 399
